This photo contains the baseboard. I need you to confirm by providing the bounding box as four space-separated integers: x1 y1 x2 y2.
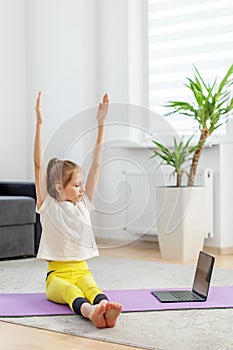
96 235 159 249
96 237 233 256
204 245 233 256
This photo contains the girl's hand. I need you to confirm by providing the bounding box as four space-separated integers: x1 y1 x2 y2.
97 93 109 125
35 91 43 124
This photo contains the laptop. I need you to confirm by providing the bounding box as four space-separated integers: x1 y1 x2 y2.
151 251 215 303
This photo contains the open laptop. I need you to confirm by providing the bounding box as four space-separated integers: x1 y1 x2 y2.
151 251 215 303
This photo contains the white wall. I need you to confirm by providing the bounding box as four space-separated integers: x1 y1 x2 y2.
88 0 156 246
200 143 233 250
219 144 233 248
95 0 129 103
0 0 27 180
26 0 97 180
198 146 221 248
0 0 98 181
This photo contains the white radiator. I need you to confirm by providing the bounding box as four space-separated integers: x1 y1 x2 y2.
123 172 157 235
124 169 214 238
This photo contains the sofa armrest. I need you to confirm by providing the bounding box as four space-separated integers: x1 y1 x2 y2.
0 182 42 254
0 182 36 198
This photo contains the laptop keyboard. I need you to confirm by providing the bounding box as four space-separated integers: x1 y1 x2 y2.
170 290 199 301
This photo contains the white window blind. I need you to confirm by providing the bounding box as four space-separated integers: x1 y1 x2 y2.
148 0 233 135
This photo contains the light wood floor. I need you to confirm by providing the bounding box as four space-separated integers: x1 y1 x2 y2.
97 238 233 269
1 238 232 350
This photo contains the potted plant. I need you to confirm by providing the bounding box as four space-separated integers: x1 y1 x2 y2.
166 64 233 186
152 136 200 187
152 64 233 261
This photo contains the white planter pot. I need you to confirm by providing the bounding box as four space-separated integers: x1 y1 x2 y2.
156 186 207 261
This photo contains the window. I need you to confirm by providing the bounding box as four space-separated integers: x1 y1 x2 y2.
148 0 233 137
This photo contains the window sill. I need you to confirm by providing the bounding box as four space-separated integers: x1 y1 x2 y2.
111 135 233 149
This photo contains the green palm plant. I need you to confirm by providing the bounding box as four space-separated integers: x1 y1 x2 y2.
152 136 200 187
166 64 233 186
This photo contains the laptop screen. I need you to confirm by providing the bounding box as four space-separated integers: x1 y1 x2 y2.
192 251 215 298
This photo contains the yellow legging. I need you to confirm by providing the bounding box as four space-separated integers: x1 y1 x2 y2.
46 260 108 315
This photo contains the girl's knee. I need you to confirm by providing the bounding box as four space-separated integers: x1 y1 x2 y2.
46 276 83 304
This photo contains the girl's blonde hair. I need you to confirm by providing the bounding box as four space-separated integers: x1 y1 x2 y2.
46 158 81 199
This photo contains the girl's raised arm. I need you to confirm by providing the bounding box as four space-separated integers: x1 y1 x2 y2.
34 91 47 209
85 93 109 202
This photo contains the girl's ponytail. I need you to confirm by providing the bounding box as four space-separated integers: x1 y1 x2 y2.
46 158 62 199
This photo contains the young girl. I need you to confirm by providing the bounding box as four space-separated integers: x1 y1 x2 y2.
34 91 122 328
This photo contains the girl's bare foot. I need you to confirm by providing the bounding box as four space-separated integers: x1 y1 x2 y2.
104 302 122 328
81 303 107 328
89 303 107 328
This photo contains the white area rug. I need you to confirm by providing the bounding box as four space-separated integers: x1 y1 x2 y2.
0 256 233 350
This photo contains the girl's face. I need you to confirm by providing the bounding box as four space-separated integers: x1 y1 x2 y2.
61 169 86 203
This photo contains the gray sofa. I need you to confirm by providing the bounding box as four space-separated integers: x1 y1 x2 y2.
0 182 42 259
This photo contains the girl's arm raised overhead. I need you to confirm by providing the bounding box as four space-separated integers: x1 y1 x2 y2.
85 93 109 202
34 91 47 209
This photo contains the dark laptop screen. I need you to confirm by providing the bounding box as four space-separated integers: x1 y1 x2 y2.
192 251 215 298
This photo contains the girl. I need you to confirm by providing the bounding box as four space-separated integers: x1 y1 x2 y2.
34 91 122 328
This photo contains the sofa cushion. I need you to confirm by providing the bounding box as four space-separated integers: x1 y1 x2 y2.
0 196 36 226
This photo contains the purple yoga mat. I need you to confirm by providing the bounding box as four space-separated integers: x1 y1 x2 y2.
0 286 233 317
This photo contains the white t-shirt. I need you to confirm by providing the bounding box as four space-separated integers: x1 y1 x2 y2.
37 194 99 261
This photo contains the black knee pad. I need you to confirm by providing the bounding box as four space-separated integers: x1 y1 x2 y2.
93 293 109 305
72 297 88 316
